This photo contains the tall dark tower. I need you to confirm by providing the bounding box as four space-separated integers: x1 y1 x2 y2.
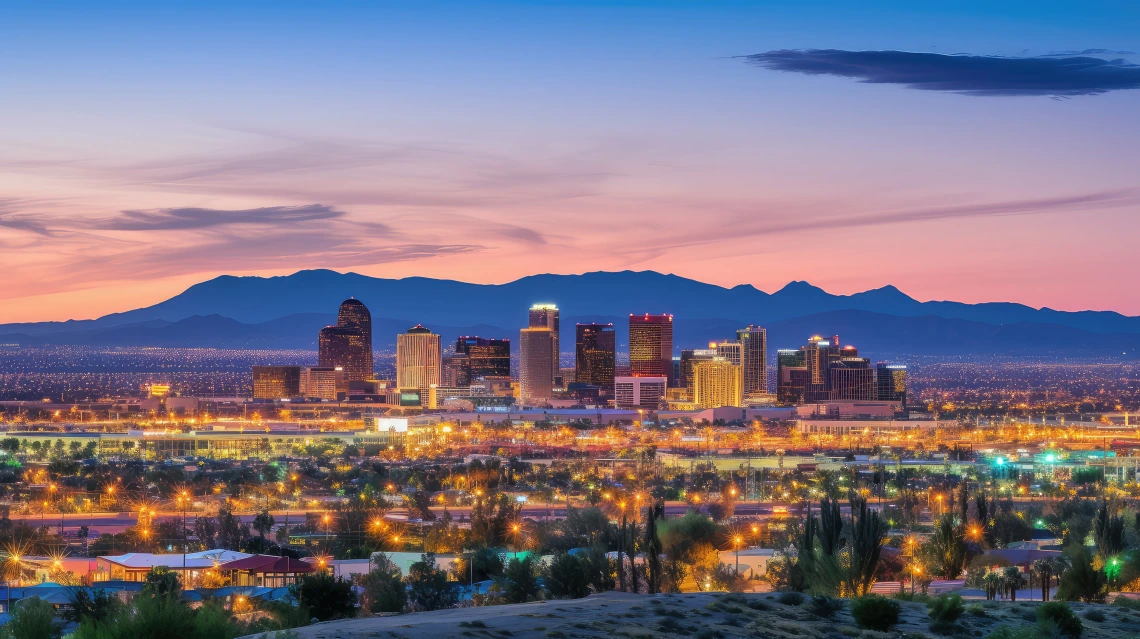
318 298 374 382
629 313 674 385
575 323 616 393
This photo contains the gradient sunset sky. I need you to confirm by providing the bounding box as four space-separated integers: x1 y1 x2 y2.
2 1 1139 322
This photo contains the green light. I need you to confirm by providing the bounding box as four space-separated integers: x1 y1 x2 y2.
995 457 1004 465
1045 454 1055 462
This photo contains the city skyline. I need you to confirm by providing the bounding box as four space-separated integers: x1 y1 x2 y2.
1 2 1138 321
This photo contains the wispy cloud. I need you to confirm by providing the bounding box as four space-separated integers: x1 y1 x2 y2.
609 189 1140 262
94 204 346 231
745 49 1140 96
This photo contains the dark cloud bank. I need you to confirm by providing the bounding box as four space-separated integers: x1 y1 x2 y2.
745 49 1140 96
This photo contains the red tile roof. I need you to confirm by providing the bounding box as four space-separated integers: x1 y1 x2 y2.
217 555 316 573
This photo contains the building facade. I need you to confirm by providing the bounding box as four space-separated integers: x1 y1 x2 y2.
629 313 674 386
614 376 667 410
252 366 301 399
396 325 441 395
691 357 743 409
318 298 373 382
455 336 511 381
528 304 560 380
736 325 768 396
575 323 616 394
519 327 554 405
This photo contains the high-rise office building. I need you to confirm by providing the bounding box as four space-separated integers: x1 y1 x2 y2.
614 376 667 410
876 363 907 405
575 323 616 393
679 348 716 395
714 340 742 366
528 304 560 380
691 357 743 409
776 349 807 404
519 327 554 404
252 366 301 399
629 313 674 386
319 326 366 390
442 354 470 387
300 366 343 401
318 298 374 382
455 336 511 381
337 298 373 373
736 325 768 396
776 334 895 404
396 324 441 395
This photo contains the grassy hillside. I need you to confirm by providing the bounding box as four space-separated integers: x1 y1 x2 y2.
242 591 1133 639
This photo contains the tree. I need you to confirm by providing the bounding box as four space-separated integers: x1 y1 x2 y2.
290 572 357 621
1094 501 1124 558
406 553 457 611
928 514 968 579
1002 566 1025 601
846 497 885 597
500 555 542 603
64 588 120 626
143 566 181 597
643 502 664 594
546 552 591 599
253 510 275 540
1 596 61 639
1056 548 1106 603
1032 556 1069 602
358 553 406 614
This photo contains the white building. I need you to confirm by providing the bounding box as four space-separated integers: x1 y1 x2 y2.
613 376 666 410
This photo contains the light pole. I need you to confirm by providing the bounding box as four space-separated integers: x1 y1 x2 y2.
733 535 742 574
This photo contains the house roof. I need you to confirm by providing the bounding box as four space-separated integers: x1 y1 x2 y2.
99 550 251 570
218 555 316 573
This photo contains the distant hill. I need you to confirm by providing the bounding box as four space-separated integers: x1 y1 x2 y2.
2 270 1139 357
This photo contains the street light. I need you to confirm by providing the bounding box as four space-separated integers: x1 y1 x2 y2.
733 535 743 574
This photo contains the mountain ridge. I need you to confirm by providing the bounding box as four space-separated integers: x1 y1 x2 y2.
3 271 1140 356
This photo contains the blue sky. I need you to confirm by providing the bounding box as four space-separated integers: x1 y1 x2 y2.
1 1 1138 321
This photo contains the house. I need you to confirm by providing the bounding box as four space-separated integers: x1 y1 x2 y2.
217 555 316 588
94 550 251 584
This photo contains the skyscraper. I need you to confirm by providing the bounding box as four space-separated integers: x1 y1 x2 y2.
318 298 374 382
575 323 616 393
736 325 768 396
396 324 441 395
252 366 301 399
318 326 366 391
679 347 716 396
691 357 743 409
876 363 907 405
519 327 554 404
714 340 742 366
629 313 674 386
455 336 511 381
528 303 560 380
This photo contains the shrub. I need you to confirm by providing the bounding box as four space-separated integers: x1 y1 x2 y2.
3 596 62 639
776 591 804 606
1036 601 1082 638
851 595 900 632
1113 596 1140 610
925 592 962 624
1082 608 1105 622
967 603 987 617
289 572 357 621
983 627 1036 639
807 596 845 619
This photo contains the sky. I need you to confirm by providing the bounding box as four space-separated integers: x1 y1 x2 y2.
1 0 1139 322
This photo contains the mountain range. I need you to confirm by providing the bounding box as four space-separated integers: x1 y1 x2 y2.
3 269 1139 358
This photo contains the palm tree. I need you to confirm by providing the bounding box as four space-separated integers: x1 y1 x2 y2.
1031 559 1052 601
1002 566 1026 601
982 570 1002 600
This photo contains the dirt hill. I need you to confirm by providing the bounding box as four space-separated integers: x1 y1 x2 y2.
241 591 1136 639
